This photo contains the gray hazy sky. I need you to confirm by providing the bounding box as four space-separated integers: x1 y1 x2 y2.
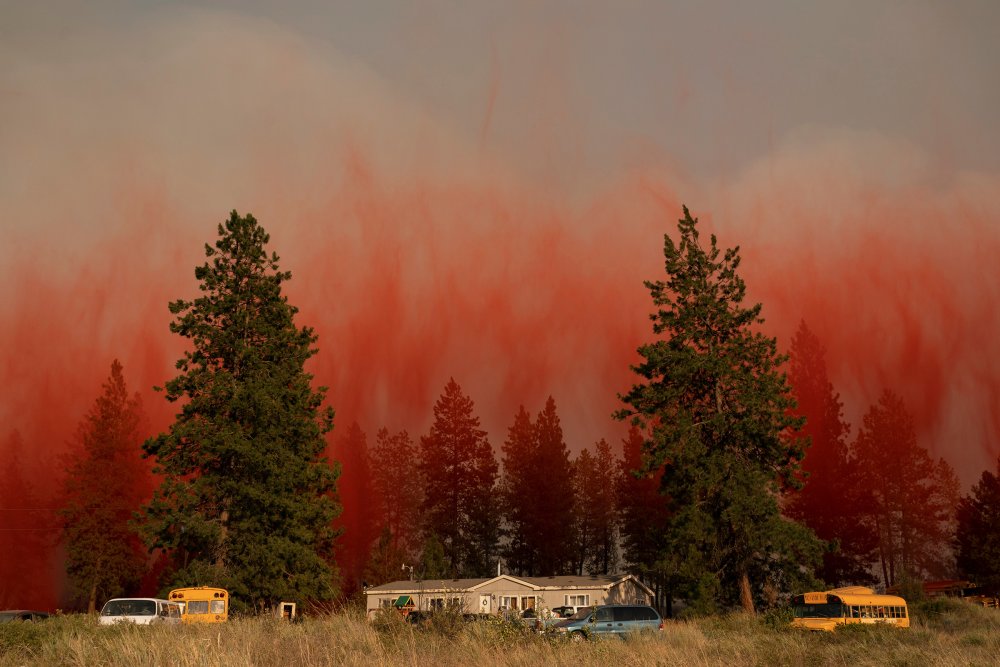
3 1 999 194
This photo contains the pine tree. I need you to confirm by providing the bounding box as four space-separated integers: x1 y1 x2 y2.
418 378 499 576
499 406 537 575
530 396 576 575
616 426 672 614
60 361 149 612
853 390 959 586
418 534 450 579
141 211 340 609
955 458 1000 591
784 321 874 586
571 439 619 575
369 428 422 556
616 206 822 614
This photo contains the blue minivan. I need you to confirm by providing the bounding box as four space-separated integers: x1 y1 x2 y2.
554 604 663 639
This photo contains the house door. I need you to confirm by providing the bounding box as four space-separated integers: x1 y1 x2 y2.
479 595 492 614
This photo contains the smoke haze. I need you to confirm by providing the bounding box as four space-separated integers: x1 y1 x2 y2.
2 1 999 601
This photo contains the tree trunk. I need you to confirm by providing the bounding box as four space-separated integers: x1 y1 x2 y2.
88 582 97 615
216 508 229 568
739 569 756 614
874 512 890 588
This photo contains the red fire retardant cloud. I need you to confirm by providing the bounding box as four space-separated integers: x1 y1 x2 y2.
1 137 998 603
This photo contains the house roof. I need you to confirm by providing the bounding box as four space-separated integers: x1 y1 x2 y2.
365 573 654 597
365 578 488 594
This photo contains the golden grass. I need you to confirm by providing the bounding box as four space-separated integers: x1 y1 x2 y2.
2 599 998 667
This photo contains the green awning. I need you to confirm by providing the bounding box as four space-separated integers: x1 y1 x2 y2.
393 596 413 608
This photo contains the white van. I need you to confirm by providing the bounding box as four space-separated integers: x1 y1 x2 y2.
98 598 182 625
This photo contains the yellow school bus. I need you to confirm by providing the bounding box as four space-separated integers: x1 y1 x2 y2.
168 587 229 624
791 586 908 632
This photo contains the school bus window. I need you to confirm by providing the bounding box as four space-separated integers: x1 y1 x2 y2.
211 600 226 614
188 601 209 614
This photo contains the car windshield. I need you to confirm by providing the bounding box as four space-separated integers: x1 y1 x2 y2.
102 600 156 616
567 607 593 621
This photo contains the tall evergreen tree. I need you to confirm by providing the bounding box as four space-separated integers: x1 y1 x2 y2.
499 406 538 575
418 378 499 577
571 439 619 575
368 428 422 556
616 206 821 614
60 361 149 613
531 396 576 575
852 390 959 586
616 426 672 614
141 211 340 609
784 321 874 586
955 458 1000 591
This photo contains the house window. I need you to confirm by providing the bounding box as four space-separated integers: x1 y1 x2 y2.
565 594 590 607
521 596 536 610
499 596 519 610
428 598 445 610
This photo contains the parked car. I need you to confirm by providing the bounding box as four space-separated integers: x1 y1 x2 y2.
553 604 662 639
98 598 182 626
0 610 49 623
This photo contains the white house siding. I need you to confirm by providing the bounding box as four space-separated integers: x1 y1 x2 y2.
365 574 654 615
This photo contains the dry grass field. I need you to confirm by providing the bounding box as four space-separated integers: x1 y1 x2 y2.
2 598 997 667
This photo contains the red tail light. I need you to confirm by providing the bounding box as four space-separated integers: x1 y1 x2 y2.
658 620 664 630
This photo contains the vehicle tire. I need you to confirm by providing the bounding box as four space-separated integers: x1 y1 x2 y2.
570 631 586 642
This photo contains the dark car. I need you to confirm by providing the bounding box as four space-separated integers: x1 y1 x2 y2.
0 610 50 623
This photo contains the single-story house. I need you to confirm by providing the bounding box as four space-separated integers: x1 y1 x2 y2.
365 573 654 616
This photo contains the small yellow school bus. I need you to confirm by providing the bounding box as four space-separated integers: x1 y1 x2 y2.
791 587 908 632
168 587 229 624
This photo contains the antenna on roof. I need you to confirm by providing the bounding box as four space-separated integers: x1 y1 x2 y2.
497 559 501 577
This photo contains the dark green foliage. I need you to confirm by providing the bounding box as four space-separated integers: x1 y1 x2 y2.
616 426 673 614
530 397 576 575
418 534 450 579
499 406 537 575
140 211 340 609
571 439 619 575
369 428 423 556
616 206 822 613
60 361 149 613
499 398 577 576
955 457 1000 590
418 379 500 577
784 321 876 587
363 526 411 587
852 390 959 587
